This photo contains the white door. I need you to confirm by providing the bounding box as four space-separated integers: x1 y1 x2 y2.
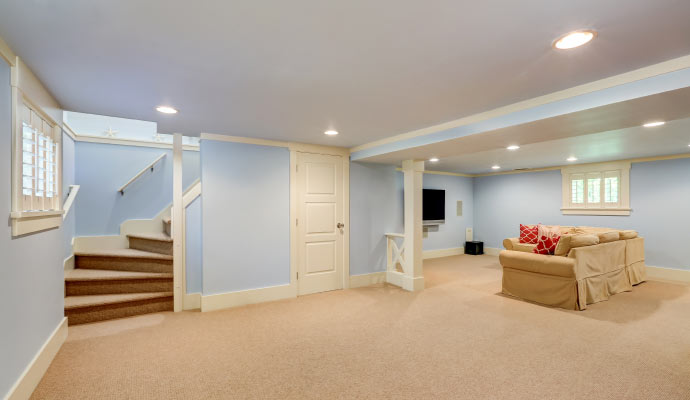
297 152 344 296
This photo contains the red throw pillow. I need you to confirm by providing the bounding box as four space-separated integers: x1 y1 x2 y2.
533 225 561 255
533 235 561 255
519 224 539 244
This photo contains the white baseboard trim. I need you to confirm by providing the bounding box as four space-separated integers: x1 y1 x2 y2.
62 254 74 271
484 247 501 256
423 247 464 259
183 293 201 310
386 270 424 292
646 266 690 284
201 284 296 312
349 272 386 288
5 317 67 400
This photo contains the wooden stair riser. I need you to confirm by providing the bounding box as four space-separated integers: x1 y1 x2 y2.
66 297 173 325
66 278 173 296
128 237 173 256
76 256 172 274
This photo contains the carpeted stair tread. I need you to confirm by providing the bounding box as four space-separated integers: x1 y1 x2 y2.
65 269 173 281
65 292 173 310
126 232 173 242
75 248 173 260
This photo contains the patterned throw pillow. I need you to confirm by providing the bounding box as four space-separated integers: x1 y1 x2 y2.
519 224 539 244
533 225 561 255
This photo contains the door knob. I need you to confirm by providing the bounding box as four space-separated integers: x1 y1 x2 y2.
337 222 345 229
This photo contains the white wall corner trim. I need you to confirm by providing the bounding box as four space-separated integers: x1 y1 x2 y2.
646 266 690 284
183 293 201 310
423 247 464 259
200 284 296 312
349 272 386 288
483 247 502 256
4 317 67 400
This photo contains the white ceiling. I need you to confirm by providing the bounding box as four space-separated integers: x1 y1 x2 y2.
426 117 690 175
1 1 690 147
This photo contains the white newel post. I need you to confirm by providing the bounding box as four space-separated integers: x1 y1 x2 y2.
402 159 425 291
172 133 184 312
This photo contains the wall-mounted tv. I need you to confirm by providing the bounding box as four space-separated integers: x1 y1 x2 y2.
423 189 445 223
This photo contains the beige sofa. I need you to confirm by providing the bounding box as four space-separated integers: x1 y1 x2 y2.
499 226 646 310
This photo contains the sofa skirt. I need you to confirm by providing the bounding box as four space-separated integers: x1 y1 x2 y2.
627 261 646 285
503 265 641 310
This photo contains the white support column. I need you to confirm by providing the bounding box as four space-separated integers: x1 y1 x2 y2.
402 159 425 291
172 133 184 312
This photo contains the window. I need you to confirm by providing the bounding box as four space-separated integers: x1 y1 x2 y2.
561 162 630 215
10 91 63 236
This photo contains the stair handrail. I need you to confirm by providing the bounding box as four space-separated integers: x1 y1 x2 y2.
62 184 80 220
118 153 166 195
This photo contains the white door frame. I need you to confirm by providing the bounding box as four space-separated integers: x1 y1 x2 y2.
289 143 350 294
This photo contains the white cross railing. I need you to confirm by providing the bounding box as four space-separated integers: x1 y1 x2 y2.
385 233 406 274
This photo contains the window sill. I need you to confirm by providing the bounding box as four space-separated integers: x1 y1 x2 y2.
561 208 631 216
10 210 64 236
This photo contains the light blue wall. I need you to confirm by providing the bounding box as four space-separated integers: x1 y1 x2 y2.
473 159 690 271
0 59 65 398
422 174 474 251
74 143 200 236
350 163 404 276
201 140 290 295
61 132 76 260
349 164 473 275
185 195 202 294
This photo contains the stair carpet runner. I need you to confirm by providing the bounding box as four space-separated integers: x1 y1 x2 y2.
64 222 174 325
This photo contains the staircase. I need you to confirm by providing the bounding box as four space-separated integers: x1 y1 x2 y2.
65 222 174 325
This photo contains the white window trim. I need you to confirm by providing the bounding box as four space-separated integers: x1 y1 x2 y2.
561 161 631 216
10 87 63 236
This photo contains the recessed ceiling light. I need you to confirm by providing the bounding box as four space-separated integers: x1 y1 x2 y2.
491 165 501 170
643 121 665 128
567 156 578 162
429 157 439 163
553 30 597 50
506 145 520 151
324 130 339 136
156 106 178 114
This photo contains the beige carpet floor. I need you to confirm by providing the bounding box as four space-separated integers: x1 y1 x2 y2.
33 255 690 399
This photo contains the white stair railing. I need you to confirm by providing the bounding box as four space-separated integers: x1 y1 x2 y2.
385 233 406 274
118 153 166 195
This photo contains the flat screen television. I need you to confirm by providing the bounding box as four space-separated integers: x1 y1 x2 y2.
423 189 445 223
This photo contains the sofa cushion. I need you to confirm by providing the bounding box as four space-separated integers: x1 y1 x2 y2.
499 250 576 278
570 234 599 248
519 224 539 244
598 231 620 243
554 235 572 256
620 230 638 240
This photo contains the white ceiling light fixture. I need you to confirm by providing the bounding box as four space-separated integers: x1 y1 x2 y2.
156 106 178 114
553 30 597 50
506 145 520 150
567 156 578 162
643 121 665 128
324 130 339 136
429 157 439 163
491 165 501 170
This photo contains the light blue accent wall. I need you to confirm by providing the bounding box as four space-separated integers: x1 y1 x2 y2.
350 162 404 276
473 159 690 271
62 132 76 260
422 173 474 251
201 140 290 295
0 59 65 399
74 142 200 236
185 195 202 294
